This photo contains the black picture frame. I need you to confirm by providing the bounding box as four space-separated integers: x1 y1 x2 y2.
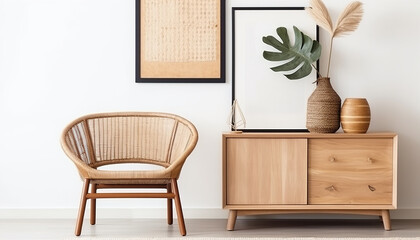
232 7 319 132
136 0 226 83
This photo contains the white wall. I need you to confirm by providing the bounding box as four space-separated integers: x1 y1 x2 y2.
0 0 419 219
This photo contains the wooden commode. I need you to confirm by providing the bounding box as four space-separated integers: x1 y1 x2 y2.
222 132 397 231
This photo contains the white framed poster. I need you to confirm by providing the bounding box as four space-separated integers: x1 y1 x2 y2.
232 7 318 131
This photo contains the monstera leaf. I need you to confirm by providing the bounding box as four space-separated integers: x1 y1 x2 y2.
262 26 321 80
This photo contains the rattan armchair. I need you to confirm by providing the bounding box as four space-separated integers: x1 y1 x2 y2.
61 112 198 236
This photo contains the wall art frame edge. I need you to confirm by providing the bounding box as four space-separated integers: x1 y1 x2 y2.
231 7 319 132
135 0 226 83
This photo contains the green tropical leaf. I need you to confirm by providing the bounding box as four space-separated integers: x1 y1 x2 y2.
262 26 321 80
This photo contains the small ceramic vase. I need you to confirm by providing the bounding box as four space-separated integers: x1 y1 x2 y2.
340 98 371 133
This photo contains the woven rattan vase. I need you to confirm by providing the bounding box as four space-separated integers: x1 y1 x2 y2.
306 77 341 133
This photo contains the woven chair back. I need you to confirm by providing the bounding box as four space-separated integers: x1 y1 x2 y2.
62 112 198 170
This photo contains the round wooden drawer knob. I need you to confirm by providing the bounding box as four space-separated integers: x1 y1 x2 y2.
340 98 371 133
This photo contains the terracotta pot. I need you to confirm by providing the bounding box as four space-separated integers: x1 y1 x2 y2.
306 77 341 133
340 98 371 133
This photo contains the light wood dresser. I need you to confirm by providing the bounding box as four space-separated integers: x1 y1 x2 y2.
222 132 397 230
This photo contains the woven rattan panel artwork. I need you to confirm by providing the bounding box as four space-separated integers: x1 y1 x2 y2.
144 0 218 62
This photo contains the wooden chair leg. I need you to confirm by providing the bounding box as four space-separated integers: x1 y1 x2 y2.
171 179 186 236
75 179 90 236
90 183 97 225
167 183 173 225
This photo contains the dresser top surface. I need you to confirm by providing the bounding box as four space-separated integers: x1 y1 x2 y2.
223 132 397 139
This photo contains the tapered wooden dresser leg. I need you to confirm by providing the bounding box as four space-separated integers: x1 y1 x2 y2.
171 179 186 236
227 210 237 231
381 210 391 230
75 179 90 236
90 183 97 225
167 183 173 225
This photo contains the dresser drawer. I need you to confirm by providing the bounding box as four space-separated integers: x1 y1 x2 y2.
308 139 393 171
308 138 393 204
309 169 393 204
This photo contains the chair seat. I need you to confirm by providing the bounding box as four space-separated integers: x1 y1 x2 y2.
91 178 171 185
90 163 171 182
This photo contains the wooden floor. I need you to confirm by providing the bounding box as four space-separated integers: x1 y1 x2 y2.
0 218 419 239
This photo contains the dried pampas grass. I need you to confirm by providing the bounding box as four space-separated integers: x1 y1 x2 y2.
334 1 364 37
306 0 333 35
306 0 364 77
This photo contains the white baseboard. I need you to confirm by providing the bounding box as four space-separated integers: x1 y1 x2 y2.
390 209 420 219
0 208 227 219
0 208 419 219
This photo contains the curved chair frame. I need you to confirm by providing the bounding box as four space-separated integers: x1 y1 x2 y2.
61 112 198 236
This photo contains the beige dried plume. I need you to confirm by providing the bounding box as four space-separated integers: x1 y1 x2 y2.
306 0 333 35
306 0 363 77
333 1 364 37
